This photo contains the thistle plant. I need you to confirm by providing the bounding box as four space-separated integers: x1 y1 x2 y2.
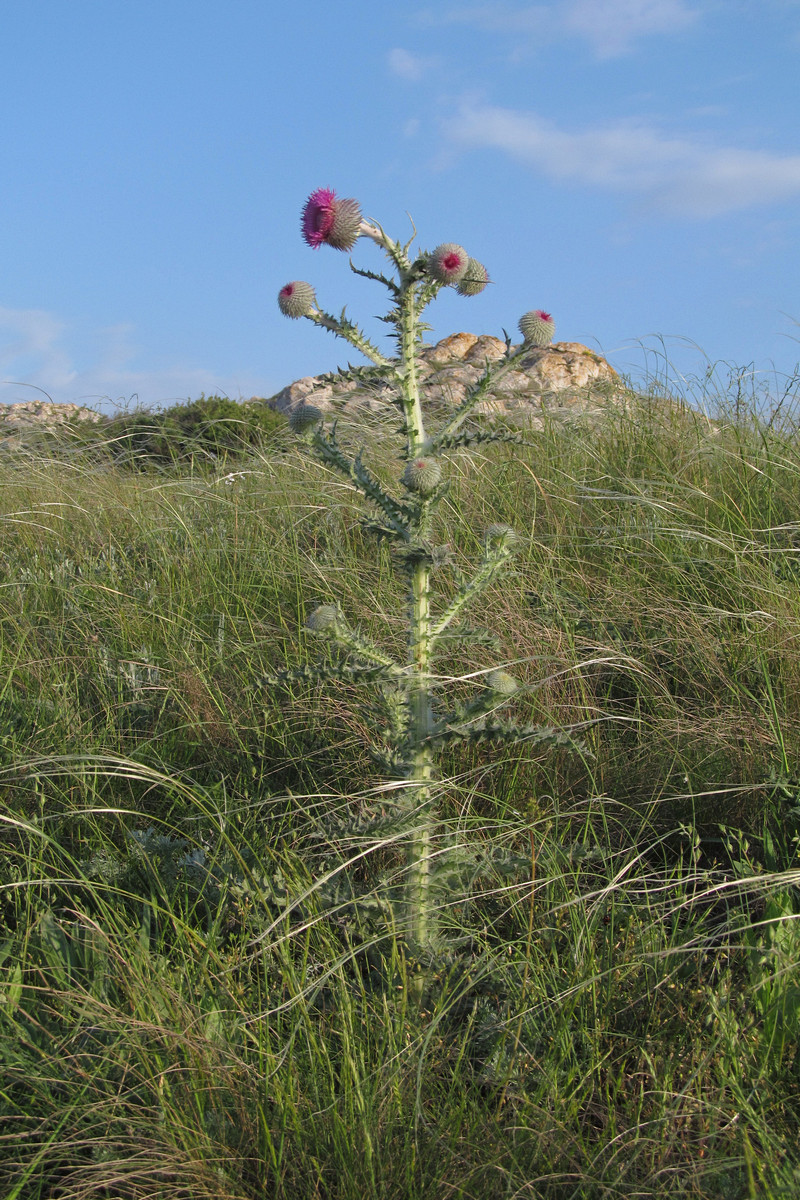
274 187 566 963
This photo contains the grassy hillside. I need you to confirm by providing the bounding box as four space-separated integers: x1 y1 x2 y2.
1 380 799 1198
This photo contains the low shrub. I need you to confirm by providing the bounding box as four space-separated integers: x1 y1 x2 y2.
100 394 287 467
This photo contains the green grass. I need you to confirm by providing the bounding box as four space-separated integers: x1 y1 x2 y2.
1 378 799 1198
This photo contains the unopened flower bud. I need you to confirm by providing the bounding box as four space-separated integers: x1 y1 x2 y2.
486 670 519 696
306 604 342 633
289 404 324 434
278 281 317 318
456 258 490 296
484 524 521 551
518 310 555 347
428 243 469 285
402 456 442 496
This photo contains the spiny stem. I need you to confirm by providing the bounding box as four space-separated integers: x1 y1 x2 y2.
397 277 426 458
392 265 438 958
429 340 532 447
406 554 435 955
308 308 392 368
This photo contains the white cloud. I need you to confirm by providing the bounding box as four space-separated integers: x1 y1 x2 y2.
0 307 261 415
417 0 702 56
387 48 436 81
418 4 550 33
443 103 800 216
0 307 77 399
562 0 699 57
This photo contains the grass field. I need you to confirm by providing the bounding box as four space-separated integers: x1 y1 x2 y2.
1 369 799 1198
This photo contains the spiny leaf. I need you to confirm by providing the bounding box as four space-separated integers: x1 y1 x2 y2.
255 662 398 690
428 719 586 753
349 260 401 296
430 427 532 453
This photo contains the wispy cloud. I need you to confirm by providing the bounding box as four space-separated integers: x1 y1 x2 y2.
0 307 260 414
417 4 550 34
443 103 800 216
562 0 699 57
387 48 437 81
417 0 702 57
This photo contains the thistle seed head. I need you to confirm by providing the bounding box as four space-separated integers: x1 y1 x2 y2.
456 258 490 296
278 281 317 318
402 456 442 496
427 243 469 285
518 309 555 347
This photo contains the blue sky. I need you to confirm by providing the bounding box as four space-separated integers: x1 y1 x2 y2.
1 0 799 415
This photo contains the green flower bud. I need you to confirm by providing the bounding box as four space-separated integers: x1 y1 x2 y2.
402 456 442 496
278 281 317 319
484 524 521 551
518 309 555 346
486 670 519 696
306 604 341 633
289 404 324 434
456 258 489 297
427 243 469 285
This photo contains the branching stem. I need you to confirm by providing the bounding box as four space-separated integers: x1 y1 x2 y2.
287 209 543 981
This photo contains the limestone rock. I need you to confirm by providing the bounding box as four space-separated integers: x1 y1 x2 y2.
0 400 102 430
520 342 618 393
269 333 625 427
425 332 507 365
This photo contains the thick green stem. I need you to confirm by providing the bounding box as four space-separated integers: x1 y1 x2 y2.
302 226 444 970
396 273 437 958
406 555 435 954
397 277 426 457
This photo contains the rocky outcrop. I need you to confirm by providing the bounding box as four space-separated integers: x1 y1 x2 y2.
0 400 102 433
269 333 626 427
0 337 626 443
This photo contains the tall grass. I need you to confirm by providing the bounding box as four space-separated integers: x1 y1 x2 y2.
1 380 799 1198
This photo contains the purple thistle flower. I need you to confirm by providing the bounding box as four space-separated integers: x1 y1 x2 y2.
301 188 363 251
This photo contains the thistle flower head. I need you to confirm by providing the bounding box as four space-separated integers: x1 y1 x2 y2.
428 243 470 285
278 280 317 318
289 404 324 434
484 524 521 551
486 669 519 697
518 309 555 347
456 258 490 297
306 604 342 633
402 456 442 496
301 188 363 251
